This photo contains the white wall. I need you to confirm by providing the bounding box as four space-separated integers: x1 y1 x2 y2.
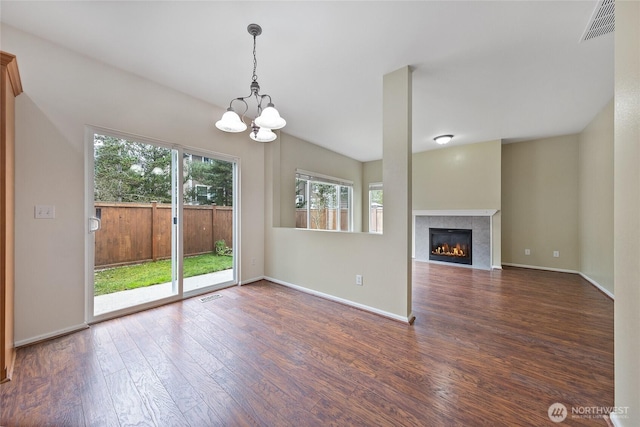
502 135 580 271
264 67 413 321
2 25 266 343
579 100 614 294
412 140 502 212
614 2 640 424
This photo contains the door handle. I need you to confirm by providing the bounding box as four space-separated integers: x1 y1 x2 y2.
89 216 101 233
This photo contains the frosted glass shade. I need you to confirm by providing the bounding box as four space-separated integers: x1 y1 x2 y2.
215 109 247 132
254 103 286 130
250 127 277 142
434 135 453 145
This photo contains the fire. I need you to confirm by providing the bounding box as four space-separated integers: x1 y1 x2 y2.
432 243 467 257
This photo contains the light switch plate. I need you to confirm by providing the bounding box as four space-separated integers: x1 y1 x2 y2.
35 205 55 219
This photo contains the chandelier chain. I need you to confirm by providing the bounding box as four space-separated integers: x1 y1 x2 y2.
252 35 258 82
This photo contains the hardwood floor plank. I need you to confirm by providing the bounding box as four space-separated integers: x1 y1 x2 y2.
126 316 204 414
79 352 121 427
181 400 224 427
211 367 293 426
92 322 126 376
152 327 259 426
1 262 613 426
103 367 156 427
46 334 87 427
119 346 189 426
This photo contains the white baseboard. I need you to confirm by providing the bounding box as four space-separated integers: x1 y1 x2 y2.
502 263 579 274
609 412 626 427
264 276 414 324
15 323 89 348
502 263 614 299
492 265 503 270
579 273 614 300
239 275 265 286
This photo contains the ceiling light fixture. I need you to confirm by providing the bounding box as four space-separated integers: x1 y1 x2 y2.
434 134 453 145
215 23 286 143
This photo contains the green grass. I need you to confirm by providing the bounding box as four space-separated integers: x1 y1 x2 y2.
94 253 232 296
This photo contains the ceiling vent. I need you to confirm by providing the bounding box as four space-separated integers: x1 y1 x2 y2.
581 0 615 42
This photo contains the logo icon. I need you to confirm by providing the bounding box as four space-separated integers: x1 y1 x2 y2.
548 402 568 423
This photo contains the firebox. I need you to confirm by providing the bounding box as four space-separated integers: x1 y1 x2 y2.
429 228 472 265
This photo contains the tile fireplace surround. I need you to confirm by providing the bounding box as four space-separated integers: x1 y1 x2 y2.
413 210 498 270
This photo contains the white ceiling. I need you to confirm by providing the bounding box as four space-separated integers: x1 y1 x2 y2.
0 1 614 162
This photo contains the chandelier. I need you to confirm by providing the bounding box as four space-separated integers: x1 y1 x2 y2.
215 23 286 143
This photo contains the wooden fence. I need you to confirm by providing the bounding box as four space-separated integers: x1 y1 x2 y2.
295 207 383 232
94 202 232 268
295 208 349 230
370 206 383 233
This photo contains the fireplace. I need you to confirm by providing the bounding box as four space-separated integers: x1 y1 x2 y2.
429 228 472 265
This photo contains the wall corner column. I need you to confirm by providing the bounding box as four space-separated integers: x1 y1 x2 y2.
383 66 413 320
614 1 640 425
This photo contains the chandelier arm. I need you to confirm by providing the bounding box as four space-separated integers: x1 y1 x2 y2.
229 97 249 121
254 92 263 116
255 94 270 118
259 94 273 106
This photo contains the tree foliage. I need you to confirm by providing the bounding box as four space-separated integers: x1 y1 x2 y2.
94 135 171 203
185 157 233 206
94 135 234 206
370 189 383 205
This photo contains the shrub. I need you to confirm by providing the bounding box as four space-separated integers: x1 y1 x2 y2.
215 239 232 256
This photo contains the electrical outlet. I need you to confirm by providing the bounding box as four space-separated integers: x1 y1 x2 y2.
35 205 55 219
355 275 363 286
251 258 256 266
524 249 531 255
553 251 560 258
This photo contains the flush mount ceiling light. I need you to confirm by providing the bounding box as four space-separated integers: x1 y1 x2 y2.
434 135 453 145
215 23 286 143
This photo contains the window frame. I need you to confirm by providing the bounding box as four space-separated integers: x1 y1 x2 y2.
368 182 383 234
295 169 353 232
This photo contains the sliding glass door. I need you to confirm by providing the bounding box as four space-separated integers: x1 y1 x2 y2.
182 151 235 293
86 129 237 321
89 133 178 317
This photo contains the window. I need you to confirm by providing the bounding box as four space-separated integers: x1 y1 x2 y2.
296 170 353 231
195 184 211 204
369 182 383 233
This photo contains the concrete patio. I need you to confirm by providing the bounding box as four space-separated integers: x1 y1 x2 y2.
94 268 234 315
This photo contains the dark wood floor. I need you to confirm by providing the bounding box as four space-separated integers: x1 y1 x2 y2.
1 262 613 426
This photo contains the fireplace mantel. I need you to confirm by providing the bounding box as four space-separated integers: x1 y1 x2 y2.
413 209 498 217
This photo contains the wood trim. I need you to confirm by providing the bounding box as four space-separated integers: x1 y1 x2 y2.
0 50 21 383
0 52 23 97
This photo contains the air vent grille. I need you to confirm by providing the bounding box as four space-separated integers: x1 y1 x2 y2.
199 294 222 303
581 0 615 42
